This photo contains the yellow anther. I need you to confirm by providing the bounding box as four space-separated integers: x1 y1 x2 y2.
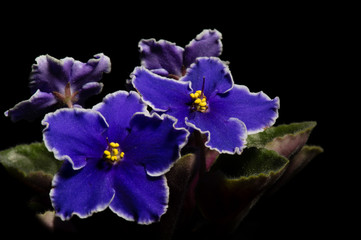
194 98 201 104
112 148 119 155
104 141 124 163
190 90 208 112
199 101 207 107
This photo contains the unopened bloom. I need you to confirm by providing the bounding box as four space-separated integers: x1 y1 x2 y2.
42 91 188 223
5 53 110 122
132 57 279 154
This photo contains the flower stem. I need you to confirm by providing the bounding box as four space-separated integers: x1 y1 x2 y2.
193 130 206 177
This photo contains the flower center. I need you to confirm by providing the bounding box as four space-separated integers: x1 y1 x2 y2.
189 76 208 112
190 90 208 112
103 142 124 163
52 82 79 108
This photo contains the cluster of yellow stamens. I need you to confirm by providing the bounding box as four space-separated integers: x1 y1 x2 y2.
190 90 208 112
103 142 124 163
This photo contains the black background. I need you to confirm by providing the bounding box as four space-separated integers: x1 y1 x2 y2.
0 4 354 239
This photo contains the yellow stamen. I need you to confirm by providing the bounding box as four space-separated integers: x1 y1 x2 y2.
104 142 124 163
190 90 208 112
109 142 119 148
112 148 119 155
194 98 201 104
199 101 207 107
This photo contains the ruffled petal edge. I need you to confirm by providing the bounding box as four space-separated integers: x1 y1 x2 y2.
42 108 109 170
185 116 247 155
127 111 190 177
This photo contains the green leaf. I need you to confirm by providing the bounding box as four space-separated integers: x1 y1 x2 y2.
0 142 62 192
247 121 317 158
288 145 323 175
268 145 324 194
196 147 289 232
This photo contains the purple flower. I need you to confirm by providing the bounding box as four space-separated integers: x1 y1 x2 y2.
5 53 111 122
132 57 280 154
42 91 189 223
139 29 222 79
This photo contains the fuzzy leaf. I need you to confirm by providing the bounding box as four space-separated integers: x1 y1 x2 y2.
247 121 317 158
0 142 62 192
196 147 289 232
268 145 324 194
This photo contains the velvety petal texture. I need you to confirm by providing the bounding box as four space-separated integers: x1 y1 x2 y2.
131 67 191 111
76 82 104 105
210 85 280 134
109 161 169 224
131 67 192 128
132 57 280 154
139 39 184 77
122 113 189 176
30 53 111 93
42 108 108 170
44 90 188 224
93 91 147 143
51 159 115 220
5 90 58 122
183 29 223 68
5 54 110 122
181 57 233 97
186 114 247 154
139 29 222 79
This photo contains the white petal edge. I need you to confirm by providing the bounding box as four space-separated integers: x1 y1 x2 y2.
138 38 185 70
92 89 148 114
185 116 247 155
41 108 109 170
184 29 223 56
229 84 280 135
130 66 192 112
129 111 190 177
49 172 116 221
180 56 234 94
108 175 170 225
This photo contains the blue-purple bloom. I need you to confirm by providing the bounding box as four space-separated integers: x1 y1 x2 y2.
42 90 188 223
132 57 280 154
139 29 222 79
5 53 111 122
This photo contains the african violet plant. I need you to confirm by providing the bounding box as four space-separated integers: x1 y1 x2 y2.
0 29 322 237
